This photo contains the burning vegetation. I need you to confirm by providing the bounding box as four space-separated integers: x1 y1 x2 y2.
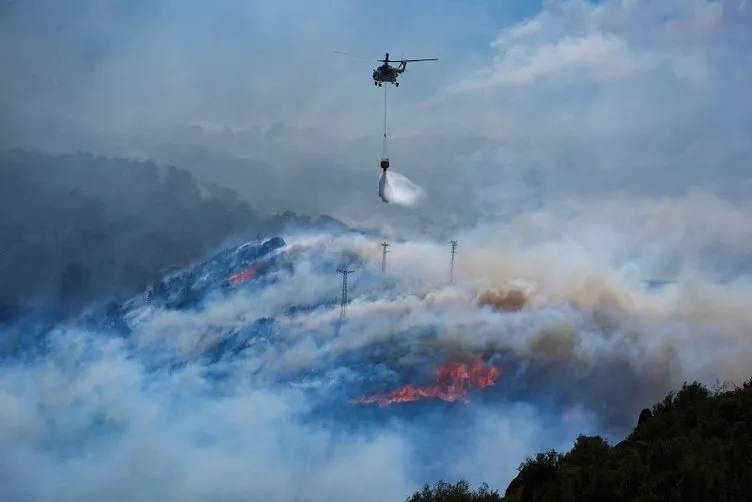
228 265 259 285
355 361 501 407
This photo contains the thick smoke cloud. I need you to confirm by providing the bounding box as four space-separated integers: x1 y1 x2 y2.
478 288 528 312
2 189 752 500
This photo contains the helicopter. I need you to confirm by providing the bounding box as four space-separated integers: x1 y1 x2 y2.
335 51 438 87
372 53 438 87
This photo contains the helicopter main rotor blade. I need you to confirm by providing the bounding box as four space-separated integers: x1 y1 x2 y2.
333 50 371 60
377 58 439 63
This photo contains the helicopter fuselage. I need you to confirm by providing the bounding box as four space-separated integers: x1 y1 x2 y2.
373 63 405 86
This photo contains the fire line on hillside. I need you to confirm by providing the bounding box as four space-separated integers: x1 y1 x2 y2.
228 265 259 285
354 361 501 407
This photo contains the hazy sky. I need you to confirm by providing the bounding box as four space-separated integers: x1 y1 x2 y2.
1 0 750 234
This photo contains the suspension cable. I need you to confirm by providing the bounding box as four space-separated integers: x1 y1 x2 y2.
381 84 388 159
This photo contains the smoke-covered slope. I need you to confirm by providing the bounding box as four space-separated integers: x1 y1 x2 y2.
2 217 752 501
0 231 588 501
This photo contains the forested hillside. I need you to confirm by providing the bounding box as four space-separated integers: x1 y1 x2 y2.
0 150 336 321
410 380 752 502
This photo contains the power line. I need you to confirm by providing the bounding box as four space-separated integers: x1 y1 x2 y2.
380 241 389 273
337 268 354 319
449 240 458 284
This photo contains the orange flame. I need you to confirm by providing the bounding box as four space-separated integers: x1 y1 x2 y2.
228 265 258 285
354 361 501 407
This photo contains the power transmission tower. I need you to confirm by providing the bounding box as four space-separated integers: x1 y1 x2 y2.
337 268 354 319
449 240 458 284
380 241 389 273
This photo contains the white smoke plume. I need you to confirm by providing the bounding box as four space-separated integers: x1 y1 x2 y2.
378 171 426 207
